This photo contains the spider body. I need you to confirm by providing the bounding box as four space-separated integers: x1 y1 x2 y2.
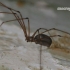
34 34 52 47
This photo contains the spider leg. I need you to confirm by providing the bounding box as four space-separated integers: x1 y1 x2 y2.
0 2 26 32
47 28 70 35
40 45 42 70
0 12 23 29
0 18 28 26
42 28 70 42
20 17 30 37
0 13 30 39
49 35 63 37
0 17 30 37
35 29 42 70
0 11 27 35
0 2 31 38
0 2 31 39
0 11 28 39
32 28 48 37
0 11 26 34
0 12 16 14
32 28 70 41
0 12 16 26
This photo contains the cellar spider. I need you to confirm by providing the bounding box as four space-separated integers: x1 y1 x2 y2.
0 2 70 70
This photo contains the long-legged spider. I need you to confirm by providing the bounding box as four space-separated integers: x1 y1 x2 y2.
0 2 70 70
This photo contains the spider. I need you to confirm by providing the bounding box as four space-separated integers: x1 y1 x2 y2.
0 2 70 70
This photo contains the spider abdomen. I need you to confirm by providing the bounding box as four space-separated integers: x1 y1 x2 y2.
34 34 52 47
